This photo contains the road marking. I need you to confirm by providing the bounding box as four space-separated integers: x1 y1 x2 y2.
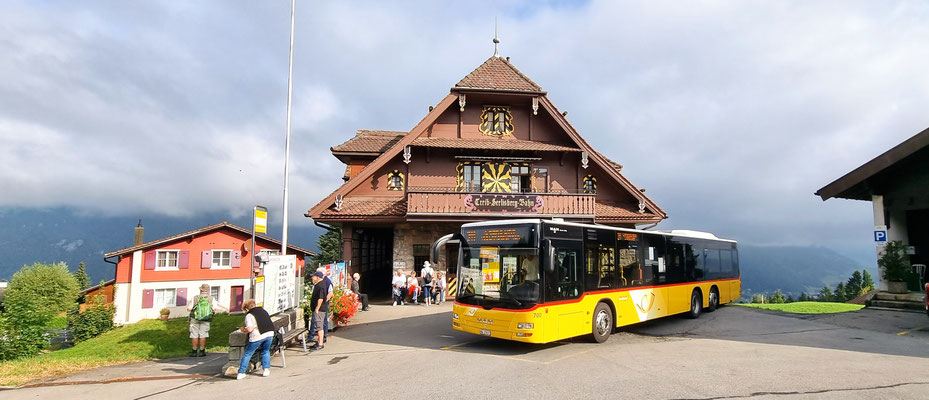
542 347 597 365
440 341 474 350
442 347 540 364
897 326 929 336
897 330 910 336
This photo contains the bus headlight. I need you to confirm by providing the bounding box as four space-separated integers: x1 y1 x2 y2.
453 313 459 320
517 323 534 329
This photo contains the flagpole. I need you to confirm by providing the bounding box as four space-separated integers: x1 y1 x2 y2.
282 0 295 254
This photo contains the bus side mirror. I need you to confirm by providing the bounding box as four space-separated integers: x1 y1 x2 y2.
546 241 556 274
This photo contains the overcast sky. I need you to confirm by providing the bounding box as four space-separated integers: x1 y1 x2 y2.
2 0 928 264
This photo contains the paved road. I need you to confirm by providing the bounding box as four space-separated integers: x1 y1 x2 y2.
10 304 929 399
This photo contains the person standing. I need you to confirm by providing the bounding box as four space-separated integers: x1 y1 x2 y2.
236 299 275 379
309 271 329 351
187 283 214 357
392 269 406 306
352 273 369 311
308 267 333 343
435 271 447 304
421 261 435 306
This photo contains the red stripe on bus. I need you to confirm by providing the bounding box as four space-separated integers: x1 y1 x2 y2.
454 277 740 313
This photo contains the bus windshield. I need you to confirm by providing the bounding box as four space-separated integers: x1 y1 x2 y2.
458 245 541 307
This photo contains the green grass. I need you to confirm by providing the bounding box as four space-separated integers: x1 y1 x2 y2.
734 301 864 314
0 313 241 386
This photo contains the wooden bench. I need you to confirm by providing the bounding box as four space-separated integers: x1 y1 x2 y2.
222 309 307 376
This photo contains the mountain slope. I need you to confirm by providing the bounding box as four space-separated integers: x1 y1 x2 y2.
738 244 876 297
0 208 324 284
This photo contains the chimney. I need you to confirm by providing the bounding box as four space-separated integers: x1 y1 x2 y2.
134 219 144 246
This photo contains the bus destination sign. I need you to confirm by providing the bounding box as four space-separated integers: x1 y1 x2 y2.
618 232 638 241
463 226 531 244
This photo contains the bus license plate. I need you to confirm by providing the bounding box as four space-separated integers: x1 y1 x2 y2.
480 329 491 336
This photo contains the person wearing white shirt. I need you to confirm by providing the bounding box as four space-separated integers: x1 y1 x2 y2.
392 269 406 306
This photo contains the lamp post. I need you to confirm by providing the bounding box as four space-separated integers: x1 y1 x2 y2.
281 0 295 254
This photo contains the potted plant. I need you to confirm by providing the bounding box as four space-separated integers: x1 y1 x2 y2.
159 307 171 321
329 286 358 327
880 240 910 294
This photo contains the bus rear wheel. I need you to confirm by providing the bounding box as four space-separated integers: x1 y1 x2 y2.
687 290 702 319
707 287 719 312
591 303 613 343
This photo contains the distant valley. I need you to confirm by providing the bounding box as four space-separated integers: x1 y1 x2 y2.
0 208 325 284
0 209 876 299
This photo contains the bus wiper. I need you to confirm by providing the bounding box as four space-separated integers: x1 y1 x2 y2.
500 289 523 306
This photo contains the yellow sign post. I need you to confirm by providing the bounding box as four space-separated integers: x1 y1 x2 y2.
254 209 267 234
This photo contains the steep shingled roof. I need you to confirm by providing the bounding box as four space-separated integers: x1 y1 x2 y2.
331 130 407 154
454 56 544 93
104 222 315 258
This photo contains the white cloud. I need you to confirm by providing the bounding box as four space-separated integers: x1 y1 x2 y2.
1 0 928 253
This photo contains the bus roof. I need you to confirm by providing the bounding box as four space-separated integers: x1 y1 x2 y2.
460 219 737 243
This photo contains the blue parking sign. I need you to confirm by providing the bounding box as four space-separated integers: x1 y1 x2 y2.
874 230 887 242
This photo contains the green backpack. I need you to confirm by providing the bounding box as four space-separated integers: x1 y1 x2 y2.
192 296 213 322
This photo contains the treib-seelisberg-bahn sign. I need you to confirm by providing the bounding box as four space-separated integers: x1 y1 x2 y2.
464 194 544 213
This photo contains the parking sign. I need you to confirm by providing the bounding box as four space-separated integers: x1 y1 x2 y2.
874 225 887 243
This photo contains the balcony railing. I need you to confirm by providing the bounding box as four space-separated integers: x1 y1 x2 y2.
406 189 596 216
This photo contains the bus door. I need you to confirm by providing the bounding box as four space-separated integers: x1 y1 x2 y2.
545 239 584 338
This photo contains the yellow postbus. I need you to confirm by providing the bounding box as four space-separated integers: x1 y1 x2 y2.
432 219 740 344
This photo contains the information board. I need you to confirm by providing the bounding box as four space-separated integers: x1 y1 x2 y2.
262 255 297 315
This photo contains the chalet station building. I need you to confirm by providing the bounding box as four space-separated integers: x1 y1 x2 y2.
307 52 666 297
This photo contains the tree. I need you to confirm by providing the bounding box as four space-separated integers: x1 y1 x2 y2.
798 293 809 302
818 286 833 302
845 270 864 299
786 295 795 303
74 262 90 291
309 227 342 268
879 240 910 282
833 282 847 303
750 294 764 304
862 269 875 292
770 290 787 304
4 262 79 316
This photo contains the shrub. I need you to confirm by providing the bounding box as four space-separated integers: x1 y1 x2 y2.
68 295 115 343
159 308 171 316
0 295 52 361
4 262 79 316
879 241 910 282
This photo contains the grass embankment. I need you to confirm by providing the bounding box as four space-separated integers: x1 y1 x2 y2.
0 314 241 387
735 301 864 314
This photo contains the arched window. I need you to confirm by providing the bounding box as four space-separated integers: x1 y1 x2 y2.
583 175 597 194
387 170 404 191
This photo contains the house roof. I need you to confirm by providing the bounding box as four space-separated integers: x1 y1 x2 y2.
595 202 662 222
410 137 581 152
816 126 929 201
104 222 316 258
317 197 407 220
454 56 545 94
332 130 407 154
81 279 116 295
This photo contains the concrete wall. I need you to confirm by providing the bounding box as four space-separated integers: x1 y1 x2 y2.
872 166 929 291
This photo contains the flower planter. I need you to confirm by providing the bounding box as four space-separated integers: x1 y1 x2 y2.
887 280 908 294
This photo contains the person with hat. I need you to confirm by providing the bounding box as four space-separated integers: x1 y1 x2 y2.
309 271 329 350
421 261 435 306
187 283 215 357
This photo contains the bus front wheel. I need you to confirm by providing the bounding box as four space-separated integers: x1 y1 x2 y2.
591 303 613 343
687 290 702 319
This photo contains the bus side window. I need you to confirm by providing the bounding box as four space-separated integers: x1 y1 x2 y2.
705 248 721 279
668 240 686 284
617 241 637 287
547 241 583 301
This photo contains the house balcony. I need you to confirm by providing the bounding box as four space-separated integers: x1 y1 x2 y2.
406 188 596 217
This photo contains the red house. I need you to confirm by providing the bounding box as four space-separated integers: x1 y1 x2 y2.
104 222 314 324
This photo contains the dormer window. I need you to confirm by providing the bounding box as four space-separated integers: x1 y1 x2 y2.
387 170 404 191
479 106 514 136
583 175 597 194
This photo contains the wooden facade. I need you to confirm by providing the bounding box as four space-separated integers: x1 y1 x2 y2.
306 56 667 297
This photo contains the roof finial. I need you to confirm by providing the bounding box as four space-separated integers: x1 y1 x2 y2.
493 17 500 58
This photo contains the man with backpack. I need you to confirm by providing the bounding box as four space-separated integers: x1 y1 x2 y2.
187 283 215 357
421 261 435 307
